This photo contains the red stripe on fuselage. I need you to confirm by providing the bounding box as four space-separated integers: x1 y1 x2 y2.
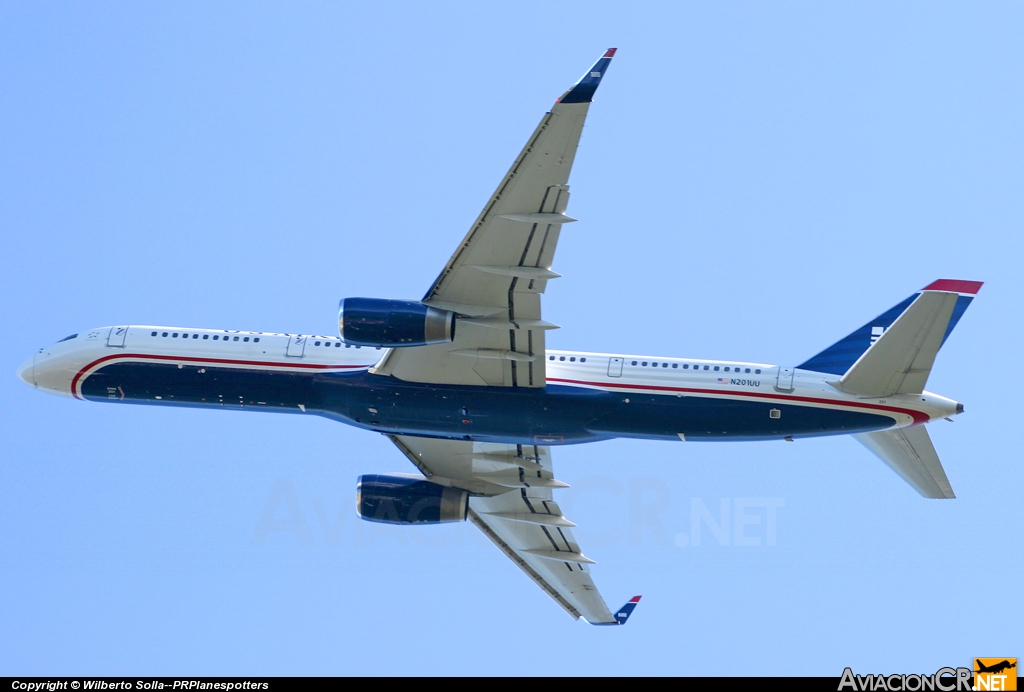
72 353 370 400
73 356 930 426
546 377 929 425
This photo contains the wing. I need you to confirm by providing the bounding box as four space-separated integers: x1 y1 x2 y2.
387 433 639 624
373 49 617 388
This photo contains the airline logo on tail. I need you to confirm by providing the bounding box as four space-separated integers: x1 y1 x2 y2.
799 279 982 377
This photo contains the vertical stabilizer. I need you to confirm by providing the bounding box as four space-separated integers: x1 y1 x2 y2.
798 280 982 382
836 290 957 396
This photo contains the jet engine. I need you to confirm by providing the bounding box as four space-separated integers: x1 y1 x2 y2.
356 474 469 525
338 298 456 347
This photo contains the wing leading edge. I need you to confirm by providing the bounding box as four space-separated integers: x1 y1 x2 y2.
373 49 617 388
375 50 638 624
387 434 639 625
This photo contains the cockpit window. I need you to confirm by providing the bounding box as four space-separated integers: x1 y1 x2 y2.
58 334 78 342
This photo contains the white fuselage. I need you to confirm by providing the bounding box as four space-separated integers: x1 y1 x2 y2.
18 325 961 433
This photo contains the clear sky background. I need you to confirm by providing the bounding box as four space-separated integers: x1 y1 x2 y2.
2 1 1021 676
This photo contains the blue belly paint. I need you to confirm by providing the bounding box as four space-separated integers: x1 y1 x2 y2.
79 362 896 443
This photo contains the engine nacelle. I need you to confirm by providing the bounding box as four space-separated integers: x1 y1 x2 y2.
338 298 456 347
356 474 469 525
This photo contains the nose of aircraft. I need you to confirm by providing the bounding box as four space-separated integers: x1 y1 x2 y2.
17 354 35 387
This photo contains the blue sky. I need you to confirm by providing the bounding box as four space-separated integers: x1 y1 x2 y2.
2 1 1021 676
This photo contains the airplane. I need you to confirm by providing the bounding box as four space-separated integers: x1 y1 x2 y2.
16 48 981 626
975 660 1016 675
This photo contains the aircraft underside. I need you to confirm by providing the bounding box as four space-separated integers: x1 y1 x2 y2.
17 47 980 625
79 361 897 444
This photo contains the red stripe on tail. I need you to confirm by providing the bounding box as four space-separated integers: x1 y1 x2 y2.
922 279 983 295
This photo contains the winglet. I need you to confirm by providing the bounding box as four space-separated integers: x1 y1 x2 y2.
558 48 617 104
591 595 642 626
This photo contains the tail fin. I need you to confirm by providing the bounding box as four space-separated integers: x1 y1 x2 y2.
798 280 982 388
854 426 954 498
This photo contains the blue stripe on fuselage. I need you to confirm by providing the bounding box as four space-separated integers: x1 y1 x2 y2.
79 361 897 444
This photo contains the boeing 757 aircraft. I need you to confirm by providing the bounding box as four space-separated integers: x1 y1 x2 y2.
17 49 980 626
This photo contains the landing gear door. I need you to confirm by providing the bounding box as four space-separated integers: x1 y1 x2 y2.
607 357 623 378
286 335 307 358
107 326 128 348
775 366 795 392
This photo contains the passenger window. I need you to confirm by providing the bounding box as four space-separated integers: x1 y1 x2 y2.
233 336 239 341
346 344 351 348
203 334 209 340
549 356 555 360
173 333 178 338
745 368 750 373
570 357 575 362
683 364 688 369
151 331 157 336
333 342 338 347
704 366 709 371
642 362 647 366
193 334 199 339
162 332 168 337
662 363 668 368
243 337 249 342
672 363 678 368
559 356 565 361
254 338 260 343
631 361 637 366
580 357 586 362
315 341 321 346
755 369 761 374
714 366 720 371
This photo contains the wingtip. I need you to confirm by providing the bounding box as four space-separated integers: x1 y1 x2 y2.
557 48 618 104
587 595 643 626
612 595 642 625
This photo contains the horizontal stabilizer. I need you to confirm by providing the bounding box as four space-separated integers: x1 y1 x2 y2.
854 426 954 499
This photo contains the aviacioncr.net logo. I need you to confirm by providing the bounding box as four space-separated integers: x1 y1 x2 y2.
974 659 1017 691
838 667 973 692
